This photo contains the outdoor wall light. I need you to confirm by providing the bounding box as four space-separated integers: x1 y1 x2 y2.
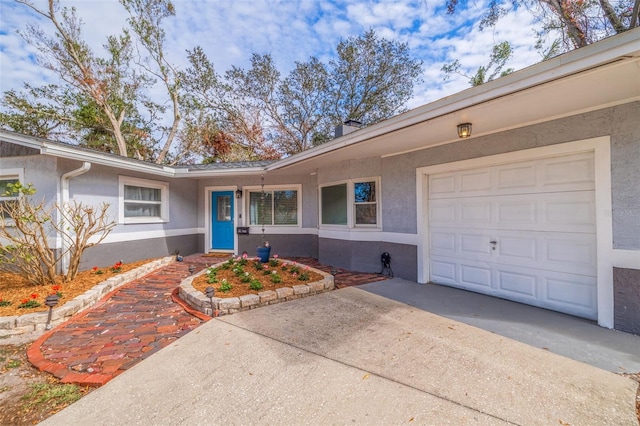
457 123 472 138
235 188 243 199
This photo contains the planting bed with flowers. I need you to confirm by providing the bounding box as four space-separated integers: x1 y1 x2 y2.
0 260 152 317
190 254 324 298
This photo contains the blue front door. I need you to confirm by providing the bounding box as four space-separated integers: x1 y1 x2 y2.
211 191 234 250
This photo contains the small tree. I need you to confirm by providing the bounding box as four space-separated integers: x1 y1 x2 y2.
0 183 115 285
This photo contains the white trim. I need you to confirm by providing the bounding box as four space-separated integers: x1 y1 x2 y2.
118 176 170 224
319 178 382 230
243 184 302 228
93 227 204 244
416 137 614 328
0 168 25 227
248 226 317 235
318 229 418 245
612 249 640 270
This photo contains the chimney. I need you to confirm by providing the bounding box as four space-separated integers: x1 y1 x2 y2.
334 119 362 138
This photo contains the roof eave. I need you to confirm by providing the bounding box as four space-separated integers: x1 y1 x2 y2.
266 28 640 171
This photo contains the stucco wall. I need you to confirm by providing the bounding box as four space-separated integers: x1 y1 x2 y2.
58 159 199 235
381 101 640 249
80 234 200 269
613 267 640 335
0 153 59 222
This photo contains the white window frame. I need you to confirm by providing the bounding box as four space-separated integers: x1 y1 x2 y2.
0 168 24 225
118 176 169 224
243 184 302 229
319 177 381 230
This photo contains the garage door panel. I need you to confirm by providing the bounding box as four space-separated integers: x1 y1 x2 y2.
430 259 457 283
497 163 537 190
497 270 537 298
542 154 594 189
428 152 595 200
497 236 536 260
460 234 492 255
544 198 595 228
430 192 594 233
460 264 492 288
427 151 596 320
544 235 596 274
545 275 597 312
497 201 537 224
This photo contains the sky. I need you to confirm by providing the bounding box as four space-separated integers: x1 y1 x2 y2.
0 0 546 113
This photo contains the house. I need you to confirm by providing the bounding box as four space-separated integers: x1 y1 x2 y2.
1 28 639 335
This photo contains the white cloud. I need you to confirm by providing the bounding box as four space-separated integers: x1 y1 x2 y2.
0 0 546 121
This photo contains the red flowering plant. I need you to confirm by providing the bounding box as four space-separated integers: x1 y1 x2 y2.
18 293 41 309
0 296 11 307
51 285 63 298
92 266 104 275
111 261 123 273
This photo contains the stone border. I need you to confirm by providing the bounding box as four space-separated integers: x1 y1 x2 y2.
179 260 335 316
0 257 175 336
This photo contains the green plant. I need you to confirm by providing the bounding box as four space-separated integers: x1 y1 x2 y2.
206 268 218 284
110 261 123 273
298 272 310 281
269 256 279 267
270 273 282 283
0 299 11 307
233 267 245 277
240 272 252 283
254 261 263 270
6 359 21 369
21 382 83 409
18 293 41 309
51 285 63 298
219 260 232 270
289 264 300 274
219 279 233 292
249 279 263 291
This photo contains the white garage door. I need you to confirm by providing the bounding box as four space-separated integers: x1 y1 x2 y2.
428 152 597 319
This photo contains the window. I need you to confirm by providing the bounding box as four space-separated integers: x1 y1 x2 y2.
0 170 23 221
119 176 169 223
248 187 299 226
354 180 377 226
320 178 380 228
321 184 347 225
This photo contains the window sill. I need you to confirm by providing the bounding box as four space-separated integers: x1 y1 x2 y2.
122 218 168 225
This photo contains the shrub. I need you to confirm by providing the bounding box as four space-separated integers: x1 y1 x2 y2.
249 279 263 291
219 279 232 292
0 183 115 285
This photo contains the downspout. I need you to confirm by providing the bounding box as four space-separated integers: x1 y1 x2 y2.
60 162 91 274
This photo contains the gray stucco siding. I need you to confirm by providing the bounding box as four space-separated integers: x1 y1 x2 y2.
80 234 200 270
613 267 640 335
60 160 199 235
238 234 318 259
318 238 417 281
1 154 59 223
379 101 639 249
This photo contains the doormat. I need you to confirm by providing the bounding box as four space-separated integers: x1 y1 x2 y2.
202 253 232 258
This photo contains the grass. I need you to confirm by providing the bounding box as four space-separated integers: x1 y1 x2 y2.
6 359 21 369
21 382 83 410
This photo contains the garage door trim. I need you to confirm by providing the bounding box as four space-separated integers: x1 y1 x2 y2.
416 136 613 327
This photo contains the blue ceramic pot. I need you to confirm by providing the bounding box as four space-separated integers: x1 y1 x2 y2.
256 246 271 263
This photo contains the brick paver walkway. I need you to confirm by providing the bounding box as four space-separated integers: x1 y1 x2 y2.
27 254 387 386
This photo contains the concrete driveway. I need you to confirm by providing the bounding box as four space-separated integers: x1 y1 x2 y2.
41 287 638 425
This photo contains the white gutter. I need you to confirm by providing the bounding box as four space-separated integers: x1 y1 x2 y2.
60 162 91 273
